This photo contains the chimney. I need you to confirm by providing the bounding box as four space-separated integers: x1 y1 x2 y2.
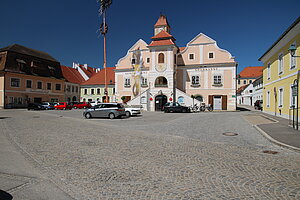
72 62 79 69
84 64 88 69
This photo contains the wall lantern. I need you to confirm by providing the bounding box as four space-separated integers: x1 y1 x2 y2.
289 44 299 57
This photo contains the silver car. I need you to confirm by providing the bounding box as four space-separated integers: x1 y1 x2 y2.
83 103 126 119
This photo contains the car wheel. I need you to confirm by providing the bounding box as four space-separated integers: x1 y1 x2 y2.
85 113 92 119
125 111 131 118
182 109 187 113
109 113 115 119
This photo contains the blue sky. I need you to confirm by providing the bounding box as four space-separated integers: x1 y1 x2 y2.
1 0 299 73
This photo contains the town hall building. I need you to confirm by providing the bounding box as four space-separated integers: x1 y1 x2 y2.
115 15 237 111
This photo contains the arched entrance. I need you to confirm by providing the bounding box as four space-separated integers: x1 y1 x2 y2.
155 95 167 111
102 96 110 103
72 96 77 102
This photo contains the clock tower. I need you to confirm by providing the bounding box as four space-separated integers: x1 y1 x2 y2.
154 14 171 35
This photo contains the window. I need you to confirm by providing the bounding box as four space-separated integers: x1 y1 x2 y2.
124 78 130 87
26 80 32 88
267 63 271 79
36 81 42 89
249 80 252 84
238 80 240 84
290 85 296 107
131 58 136 64
76 86 78 93
249 90 253 93
243 80 247 84
72 86 75 93
278 88 283 107
47 83 51 90
278 53 283 74
113 88 115 94
155 76 168 87
9 97 14 104
55 84 61 91
158 53 164 63
18 97 23 104
213 75 222 85
267 91 270 107
11 78 20 87
146 57 150 63
191 75 199 86
209 52 214 59
97 88 101 95
290 43 296 69
141 77 147 86
189 54 194 60
84 89 87 95
91 89 95 95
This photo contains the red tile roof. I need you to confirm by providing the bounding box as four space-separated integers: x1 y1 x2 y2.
81 67 115 85
179 47 186 52
148 39 175 47
154 15 169 27
61 65 85 84
151 30 173 40
237 84 249 94
238 66 263 78
79 65 97 78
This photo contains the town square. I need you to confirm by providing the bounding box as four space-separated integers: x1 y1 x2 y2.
1 0 300 199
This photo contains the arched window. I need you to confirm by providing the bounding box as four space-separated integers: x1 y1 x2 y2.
178 96 184 104
158 53 165 63
155 76 168 87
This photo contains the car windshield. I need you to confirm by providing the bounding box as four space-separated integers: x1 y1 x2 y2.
42 103 48 105
117 104 124 108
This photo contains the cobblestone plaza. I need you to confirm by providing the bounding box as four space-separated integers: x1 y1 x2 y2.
1 109 300 199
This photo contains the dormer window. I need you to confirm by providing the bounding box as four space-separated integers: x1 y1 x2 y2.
16 59 26 71
189 54 195 60
131 58 136 64
208 52 214 59
158 53 165 63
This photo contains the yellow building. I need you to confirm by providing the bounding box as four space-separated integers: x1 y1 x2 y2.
259 17 300 120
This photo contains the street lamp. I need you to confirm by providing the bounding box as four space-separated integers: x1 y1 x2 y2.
289 44 299 57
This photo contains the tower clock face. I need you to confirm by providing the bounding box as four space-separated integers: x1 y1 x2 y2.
155 64 166 72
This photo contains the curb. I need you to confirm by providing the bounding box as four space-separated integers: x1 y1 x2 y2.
254 125 300 153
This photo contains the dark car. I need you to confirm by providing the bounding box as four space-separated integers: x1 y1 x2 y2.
254 100 263 110
164 102 190 113
27 103 46 110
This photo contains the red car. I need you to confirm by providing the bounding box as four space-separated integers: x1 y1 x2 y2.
54 102 73 110
73 102 91 109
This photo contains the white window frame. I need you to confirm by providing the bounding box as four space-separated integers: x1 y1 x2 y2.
208 51 215 59
290 42 296 70
290 84 296 108
146 57 150 63
267 91 270 107
213 74 222 85
124 78 131 87
188 53 195 60
278 53 284 75
141 77 147 86
267 62 271 80
191 75 199 85
10 77 21 88
278 87 283 108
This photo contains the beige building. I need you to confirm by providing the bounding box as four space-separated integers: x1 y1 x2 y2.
0 44 65 108
115 15 237 111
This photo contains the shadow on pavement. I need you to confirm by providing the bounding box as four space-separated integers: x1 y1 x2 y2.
236 107 251 111
0 117 10 120
0 190 13 200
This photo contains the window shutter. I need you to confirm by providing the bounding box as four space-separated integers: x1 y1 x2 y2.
222 95 227 110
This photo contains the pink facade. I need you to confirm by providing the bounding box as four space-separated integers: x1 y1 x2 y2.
115 15 237 111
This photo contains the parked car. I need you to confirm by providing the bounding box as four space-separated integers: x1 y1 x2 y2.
124 105 142 117
73 102 91 109
162 102 171 111
164 102 190 113
27 103 46 110
254 100 263 111
89 101 100 107
41 102 55 110
83 103 126 119
54 102 73 110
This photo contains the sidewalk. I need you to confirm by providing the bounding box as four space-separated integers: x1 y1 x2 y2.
238 104 300 152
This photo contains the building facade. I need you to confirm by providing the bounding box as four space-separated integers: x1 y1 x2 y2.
80 67 116 103
237 66 263 89
0 44 65 108
115 15 237 111
61 65 85 102
259 17 300 119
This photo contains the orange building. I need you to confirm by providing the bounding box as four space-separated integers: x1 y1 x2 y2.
0 44 65 108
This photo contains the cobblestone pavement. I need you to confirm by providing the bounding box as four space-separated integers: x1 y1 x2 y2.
1 109 300 199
